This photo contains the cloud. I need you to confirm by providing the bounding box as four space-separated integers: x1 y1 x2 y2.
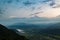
30 12 43 16
23 0 35 6
0 0 12 4
7 0 12 4
0 10 3 14
9 16 18 18
41 0 52 3
49 1 55 6
16 0 20 2
50 0 60 8
0 8 4 15
0 10 3 17
0 0 60 19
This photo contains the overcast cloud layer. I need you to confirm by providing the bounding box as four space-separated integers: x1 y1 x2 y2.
0 0 60 19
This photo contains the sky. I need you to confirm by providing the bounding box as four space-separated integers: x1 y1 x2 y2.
0 0 60 19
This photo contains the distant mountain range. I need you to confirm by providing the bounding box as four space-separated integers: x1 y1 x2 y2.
8 22 60 40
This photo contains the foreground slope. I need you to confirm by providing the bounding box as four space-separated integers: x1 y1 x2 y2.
0 24 28 40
